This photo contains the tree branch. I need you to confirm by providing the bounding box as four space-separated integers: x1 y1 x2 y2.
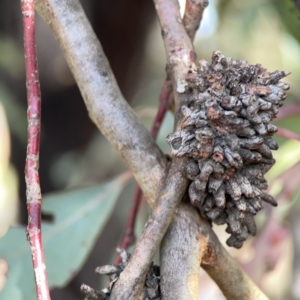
200 221 269 300
109 1 198 297
160 202 203 299
157 0 210 297
153 0 202 298
154 0 195 120
183 0 209 41
115 79 173 264
21 0 50 299
110 159 188 299
35 0 168 207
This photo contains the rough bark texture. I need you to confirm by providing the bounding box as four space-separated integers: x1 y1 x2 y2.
35 0 168 208
21 0 51 299
153 0 195 123
154 1 211 298
183 0 209 41
153 1 202 298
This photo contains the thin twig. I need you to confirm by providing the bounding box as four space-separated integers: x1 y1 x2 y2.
277 127 300 141
183 0 209 41
21 0 50 299
151 79 173 139
277 104 300 120
115 185 142 264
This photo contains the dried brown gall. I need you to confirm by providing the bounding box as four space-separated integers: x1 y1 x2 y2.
166 51 289 248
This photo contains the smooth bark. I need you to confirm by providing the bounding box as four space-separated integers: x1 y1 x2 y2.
35 0 168 208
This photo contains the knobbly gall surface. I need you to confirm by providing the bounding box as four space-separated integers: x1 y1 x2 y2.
166 51 290 248
81 247 161 300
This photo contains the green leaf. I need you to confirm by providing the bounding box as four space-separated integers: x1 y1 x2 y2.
0 173 130 300
266 140 300 181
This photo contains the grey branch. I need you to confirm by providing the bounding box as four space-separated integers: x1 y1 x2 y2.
160 202 203 299
154 0 201 299
154 0 195 125
200 222 269 300
183 0 209 41
110 159 188 299
111 0 197 297
35 0 168 208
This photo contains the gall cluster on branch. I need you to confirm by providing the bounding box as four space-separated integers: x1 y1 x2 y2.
81 247 160 300
166 51 290 248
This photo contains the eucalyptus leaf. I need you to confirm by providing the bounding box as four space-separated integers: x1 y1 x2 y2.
0 173 130 300
267 140 300 181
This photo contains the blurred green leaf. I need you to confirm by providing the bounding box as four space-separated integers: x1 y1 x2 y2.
267 140 300 181
273 0 300 43
0 35 24 78
0 173 130 300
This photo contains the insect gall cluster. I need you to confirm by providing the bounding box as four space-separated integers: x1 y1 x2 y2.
166 51 290 248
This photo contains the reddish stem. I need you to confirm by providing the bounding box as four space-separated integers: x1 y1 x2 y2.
21 0 50 299
277 127 300 141
151 80 173 140
277 104 300 120
119 186 143 249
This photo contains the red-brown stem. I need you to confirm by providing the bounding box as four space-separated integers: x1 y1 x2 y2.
115 80 173 264
115 185 143 264
277 104 300 120
21 0 50 299
151 80 173 140
277 127 300 141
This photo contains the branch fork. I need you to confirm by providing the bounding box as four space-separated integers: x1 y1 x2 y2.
34 0 271 299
